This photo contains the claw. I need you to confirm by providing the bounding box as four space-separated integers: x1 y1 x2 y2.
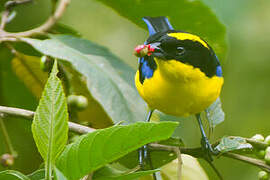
196 113 220 161
201 137 219 161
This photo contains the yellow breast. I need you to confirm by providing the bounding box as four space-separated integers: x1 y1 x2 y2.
135 58 224 117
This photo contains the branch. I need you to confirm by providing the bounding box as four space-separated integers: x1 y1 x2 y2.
223 153 270 172
0 0 70 41
150 144 182 180
150 144 270 173
1 105 270 173
0 114 17 156
0 106 95 134
0 0 33 30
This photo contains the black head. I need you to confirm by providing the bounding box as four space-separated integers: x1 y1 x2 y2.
145 30 221 78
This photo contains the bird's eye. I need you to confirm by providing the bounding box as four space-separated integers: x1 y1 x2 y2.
176 47 185 55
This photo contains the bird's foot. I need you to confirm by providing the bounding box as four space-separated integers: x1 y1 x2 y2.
201 137 219 162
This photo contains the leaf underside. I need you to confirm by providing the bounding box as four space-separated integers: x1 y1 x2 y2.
22 36 146 125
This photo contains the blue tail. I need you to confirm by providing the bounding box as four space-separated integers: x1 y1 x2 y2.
143 16 174 35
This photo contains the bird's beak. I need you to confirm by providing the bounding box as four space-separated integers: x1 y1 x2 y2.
134 43 161 58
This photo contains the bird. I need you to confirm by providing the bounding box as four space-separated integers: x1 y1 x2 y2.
134 16 224 172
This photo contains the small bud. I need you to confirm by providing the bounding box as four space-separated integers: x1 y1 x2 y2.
258 170 268 180
67 95 88 111
264 135 270 145
1 154 14 167
264 147 270 165
255 149 266 159
251 134 264 142
40 56 53 72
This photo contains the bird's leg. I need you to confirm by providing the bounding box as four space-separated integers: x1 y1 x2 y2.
138 109 156 180
139 109 154 168
196 113 218 161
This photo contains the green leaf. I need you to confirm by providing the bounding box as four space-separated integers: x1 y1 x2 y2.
56 121 178 180
27 169 45 180
205 97 225 128
0 170 31 180
54 167 68 180
95 0 227 60
22 35 146 124
215 136 253 153
32 60 69 179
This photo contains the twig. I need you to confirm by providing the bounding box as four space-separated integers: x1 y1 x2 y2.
175 146 182 180
0 114 17 157
0 0 70 41
0 106 95 134
223 152 270 172
150 143 182 180
82 173 93 180
150 144 270 174
1 105 270 173
0 11 9 30
0 0 33 30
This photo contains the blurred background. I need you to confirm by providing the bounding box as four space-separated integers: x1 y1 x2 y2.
1 0 270 179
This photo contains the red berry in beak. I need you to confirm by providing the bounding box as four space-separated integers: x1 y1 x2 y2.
134 44 155 57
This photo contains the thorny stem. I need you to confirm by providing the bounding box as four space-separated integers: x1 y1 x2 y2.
1 105 270 173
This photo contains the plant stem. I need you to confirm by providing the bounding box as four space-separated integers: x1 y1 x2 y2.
0 0 33 30
45 162 52 180
1 105 270 173
0 0 70 41
150 143 182 180
0 115 16 156
0 105 95 134
223 152 270 172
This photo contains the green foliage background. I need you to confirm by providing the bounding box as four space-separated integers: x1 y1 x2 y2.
0 0 270 179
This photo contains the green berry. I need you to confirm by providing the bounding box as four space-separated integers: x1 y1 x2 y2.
251 134 264 142
67 95 88 111
40 56 53 72
264 135 270 145
0 154 14 167
255 149 266 159
67 95 77 107
264 147 270 165
75 95 88 110
258 170 268 180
